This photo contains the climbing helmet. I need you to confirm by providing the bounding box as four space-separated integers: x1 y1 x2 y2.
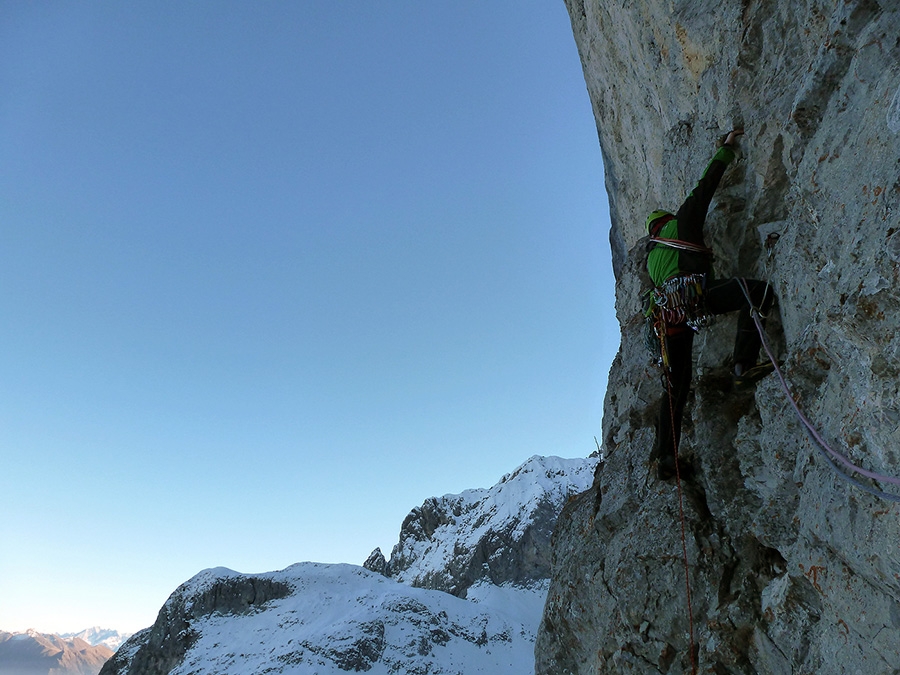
646 210 674 235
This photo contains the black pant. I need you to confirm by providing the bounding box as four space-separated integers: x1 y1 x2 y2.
653 278 773 461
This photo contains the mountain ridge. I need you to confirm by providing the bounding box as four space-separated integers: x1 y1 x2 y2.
368 454 597 595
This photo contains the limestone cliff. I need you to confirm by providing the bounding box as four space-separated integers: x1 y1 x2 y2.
537 1 900 673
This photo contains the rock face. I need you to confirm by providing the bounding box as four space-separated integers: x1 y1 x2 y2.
0 630 113 675
537 2 900 674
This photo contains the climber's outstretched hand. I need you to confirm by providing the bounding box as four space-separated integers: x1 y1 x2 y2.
724 129 744 147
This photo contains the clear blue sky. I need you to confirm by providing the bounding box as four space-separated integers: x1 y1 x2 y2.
0 2 615 634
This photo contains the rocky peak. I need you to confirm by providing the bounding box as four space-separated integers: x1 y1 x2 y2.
59 629 132 653
369 455 599 596
362 547 388 576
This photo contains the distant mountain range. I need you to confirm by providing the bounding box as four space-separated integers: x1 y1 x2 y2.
60 628 131 652
0 628 128 675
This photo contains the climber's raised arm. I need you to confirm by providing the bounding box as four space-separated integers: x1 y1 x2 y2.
675 129 743 242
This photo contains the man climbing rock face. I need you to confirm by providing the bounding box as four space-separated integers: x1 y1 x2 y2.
646 129 775 481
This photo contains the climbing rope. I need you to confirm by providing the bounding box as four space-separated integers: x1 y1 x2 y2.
658 317 698 675
736 278 900 503
648 236 714 255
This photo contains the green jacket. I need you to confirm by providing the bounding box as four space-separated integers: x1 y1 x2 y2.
647 146 736 287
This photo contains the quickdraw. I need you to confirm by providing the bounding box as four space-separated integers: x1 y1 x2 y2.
652 273 714 331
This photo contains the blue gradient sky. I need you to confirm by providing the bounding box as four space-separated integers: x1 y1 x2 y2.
0 2 616 634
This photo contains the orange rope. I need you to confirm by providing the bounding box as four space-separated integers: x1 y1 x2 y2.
658 321 697 674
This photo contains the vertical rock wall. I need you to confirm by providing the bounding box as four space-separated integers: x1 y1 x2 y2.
537 1 900 673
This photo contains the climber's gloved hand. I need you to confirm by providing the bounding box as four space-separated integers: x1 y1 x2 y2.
723 128 744 148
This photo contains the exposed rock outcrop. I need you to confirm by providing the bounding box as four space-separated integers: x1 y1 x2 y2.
100 571 293 675
537 2 900 673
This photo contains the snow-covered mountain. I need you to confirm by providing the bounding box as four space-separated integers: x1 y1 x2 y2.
108 564 547 675
0 629 113 675
368 455 599 595
60 628 132 652
101 454 599 675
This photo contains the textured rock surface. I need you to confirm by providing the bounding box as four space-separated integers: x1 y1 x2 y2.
537 1 900 673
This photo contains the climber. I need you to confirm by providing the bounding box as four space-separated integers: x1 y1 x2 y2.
646 129 775 481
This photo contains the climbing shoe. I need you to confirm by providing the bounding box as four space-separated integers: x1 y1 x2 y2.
733 361 775 389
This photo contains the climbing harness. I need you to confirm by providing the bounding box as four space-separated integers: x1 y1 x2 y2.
644 272 716 370
736 278 900 503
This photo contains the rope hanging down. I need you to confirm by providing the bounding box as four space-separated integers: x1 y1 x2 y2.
737 278 900 503
657 303 697 675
